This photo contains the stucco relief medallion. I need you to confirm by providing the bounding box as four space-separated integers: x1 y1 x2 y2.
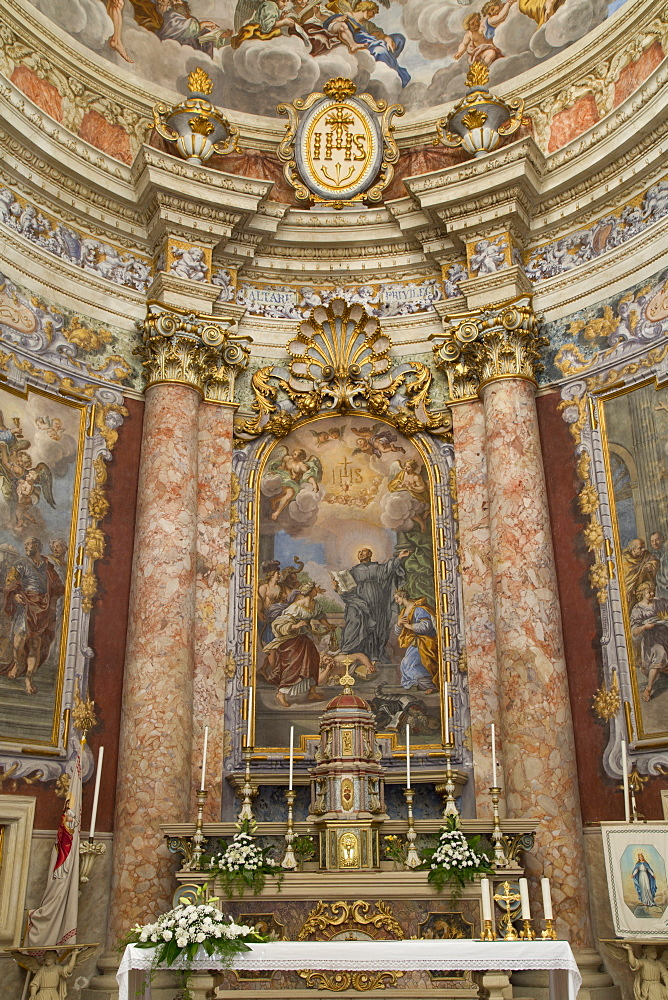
278 78 402 205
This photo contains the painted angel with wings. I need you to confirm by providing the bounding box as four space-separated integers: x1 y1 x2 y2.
14 464 55 529
352 423 406 459
262 445 323 521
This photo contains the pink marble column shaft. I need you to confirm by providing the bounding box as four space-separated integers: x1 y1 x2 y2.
450 400 500 813
481 377 593 947
108 383 199 946
193 402 236 821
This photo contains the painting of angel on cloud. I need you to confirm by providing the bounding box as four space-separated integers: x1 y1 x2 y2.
33 0 630 117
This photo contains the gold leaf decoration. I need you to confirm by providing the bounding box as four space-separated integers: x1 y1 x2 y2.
322 77 357 101
465 60 490 88
592 670 620 721
188 67 213 95
189 115 214 137
461 109 488 129
72 681 97 739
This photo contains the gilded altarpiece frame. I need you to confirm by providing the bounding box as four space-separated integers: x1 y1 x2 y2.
560 338 668 779
0 358 126 783
225 300 469 781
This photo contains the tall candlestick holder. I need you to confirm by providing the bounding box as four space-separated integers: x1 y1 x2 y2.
192 788 208 870
519 919 535 941
238 752 256 824
282 788 298 870
490 786 510 867
439 745 459 818
541 918 557 940
404 788 421 868
79 839 106 884
494 881 521 940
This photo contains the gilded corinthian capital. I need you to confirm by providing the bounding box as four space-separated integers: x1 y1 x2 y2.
139 302 250 404
431 296 546 402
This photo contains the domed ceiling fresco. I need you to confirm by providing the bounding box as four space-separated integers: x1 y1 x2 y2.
31 0 628 117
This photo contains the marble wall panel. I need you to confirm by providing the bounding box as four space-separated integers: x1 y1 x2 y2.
194 402 235 821
108 383 199 945
450 401 499 813
482 378 592 947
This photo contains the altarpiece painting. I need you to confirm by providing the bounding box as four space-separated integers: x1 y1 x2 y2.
227 298 463 771
253 414 440 751
599 379 668 744
0 383 84 748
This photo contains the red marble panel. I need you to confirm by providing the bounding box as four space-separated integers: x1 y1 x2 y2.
614 41 664 107
78 110 132 165
548 95 600 154
10 66 62 121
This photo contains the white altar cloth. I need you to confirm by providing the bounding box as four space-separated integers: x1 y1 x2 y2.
118 939 580 1000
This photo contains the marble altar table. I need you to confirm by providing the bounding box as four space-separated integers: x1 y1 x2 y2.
118 938 581 1000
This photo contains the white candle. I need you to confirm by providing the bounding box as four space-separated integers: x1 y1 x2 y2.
247 687 253 747
621 739 630 823
289 726 294 791
444 681 450 745
491 723 498 787
480 878 492 922
406 724 411 789
541 877 553 920
89 745 104 841
200 726 209 792
519 877 531 920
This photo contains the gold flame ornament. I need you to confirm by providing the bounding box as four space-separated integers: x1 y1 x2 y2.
153 67 240 165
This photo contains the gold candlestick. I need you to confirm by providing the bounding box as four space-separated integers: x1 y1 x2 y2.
494 881 521 940
79 839 106 884
480 918 496 941
404 787 421 868
440 745 459 818
282 788 298 870
238 752 256 823
519 918 535 940
541 918 557 940
490 786 510 867
191 788 208 870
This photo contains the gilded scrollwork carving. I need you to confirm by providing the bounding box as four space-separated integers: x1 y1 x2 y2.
298 970 403 991
298 899 405 941
235 298 450 440
431 296 546 401
138 302 250 402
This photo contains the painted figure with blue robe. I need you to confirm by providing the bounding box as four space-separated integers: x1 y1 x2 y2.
633 852 658 906
394 589 438 692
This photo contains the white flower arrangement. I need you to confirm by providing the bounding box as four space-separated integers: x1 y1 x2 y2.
205 822 282 897
125 889 267 969
419 816 493 898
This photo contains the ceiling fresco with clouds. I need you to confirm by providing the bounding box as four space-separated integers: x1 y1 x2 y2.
31 0 629 117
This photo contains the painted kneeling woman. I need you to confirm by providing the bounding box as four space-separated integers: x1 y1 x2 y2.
393 588 438 694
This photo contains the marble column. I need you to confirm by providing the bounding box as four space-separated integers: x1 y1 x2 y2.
481 373 593 947
193 401 236 820
107 380 200 945
449 399 500 812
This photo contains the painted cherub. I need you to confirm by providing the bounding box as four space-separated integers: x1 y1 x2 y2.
454 0 517 67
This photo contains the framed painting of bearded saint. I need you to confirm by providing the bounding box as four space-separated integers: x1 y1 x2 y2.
251 414 444 752
598 378 668 744
0 382 84 747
